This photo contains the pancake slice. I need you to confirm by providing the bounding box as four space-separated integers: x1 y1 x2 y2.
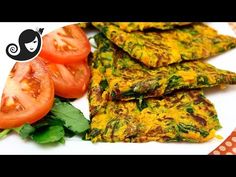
93 22 236 68
88 89 221 143
92 33 236 101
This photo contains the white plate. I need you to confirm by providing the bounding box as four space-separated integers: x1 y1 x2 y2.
0 22 236 155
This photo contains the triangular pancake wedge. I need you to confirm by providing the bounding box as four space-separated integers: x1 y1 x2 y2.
91 33 236 101
93 22 236 68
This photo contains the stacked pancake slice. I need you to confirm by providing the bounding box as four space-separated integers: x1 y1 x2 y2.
86 22 236 143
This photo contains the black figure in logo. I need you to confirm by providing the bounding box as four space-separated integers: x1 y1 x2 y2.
6 28 44 61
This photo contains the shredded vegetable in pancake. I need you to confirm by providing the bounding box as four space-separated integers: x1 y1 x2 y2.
88 90 220 143
93 22 236 68
90 33 236 102
86 34 224 143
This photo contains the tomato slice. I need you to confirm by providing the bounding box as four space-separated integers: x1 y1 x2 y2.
40 57 90 98
0 59 54 129
39 24 91 64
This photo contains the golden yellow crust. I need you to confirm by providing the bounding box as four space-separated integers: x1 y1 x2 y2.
93 22 236 68
91 33 236 101
88 90 220 143
112 22 192 32
87 34 223 143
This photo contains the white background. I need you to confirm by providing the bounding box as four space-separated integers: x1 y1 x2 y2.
0 22 236 154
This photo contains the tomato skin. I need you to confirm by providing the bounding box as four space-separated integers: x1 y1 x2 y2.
0 59 55 129
40 58 90 98
39 24 91 64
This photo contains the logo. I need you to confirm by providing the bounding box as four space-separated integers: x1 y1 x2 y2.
6 28 44 62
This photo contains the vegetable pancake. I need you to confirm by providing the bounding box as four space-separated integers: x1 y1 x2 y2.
91 33 236 101
87 90 221 143
92 22 236 68
88 43 221 142
112 22 192 32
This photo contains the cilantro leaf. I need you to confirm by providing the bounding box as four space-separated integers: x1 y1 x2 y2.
32 126 65 144
14 123 36 139
9 97 90 145
50 99 90 134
